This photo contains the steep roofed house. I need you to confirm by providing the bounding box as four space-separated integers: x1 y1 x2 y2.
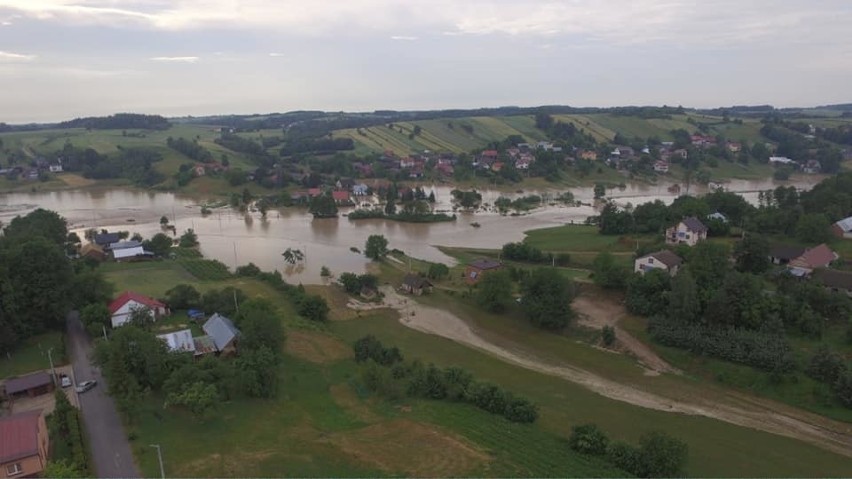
464 259 503 285
156 329 197 354
108 291 169 328
831 216 852 239
93 232 121 249
332 190 352 205
400 274 433 296
769 244 807 265
665 217 707 246
634 250 683 276
203 313 241 355
789 244 839 273
0 411 49 478
80 243 107 262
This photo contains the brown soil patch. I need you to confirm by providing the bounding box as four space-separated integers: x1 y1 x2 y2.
330 384 379 422
58 173 96 188
572 293 680 376
305 285 361 321
285 330 352 364
328 419 490 477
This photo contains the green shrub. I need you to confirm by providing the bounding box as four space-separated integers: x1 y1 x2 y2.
569 423 610 455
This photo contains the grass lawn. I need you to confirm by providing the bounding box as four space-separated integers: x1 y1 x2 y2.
332 313 852 477
0 331 65 378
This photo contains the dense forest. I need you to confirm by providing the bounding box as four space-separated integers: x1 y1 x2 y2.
57 113 171 130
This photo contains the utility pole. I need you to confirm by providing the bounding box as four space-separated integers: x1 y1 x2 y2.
233 242 238 269
46 348 57 385
149 444 165 479
102 325 109 342
233 289 239 313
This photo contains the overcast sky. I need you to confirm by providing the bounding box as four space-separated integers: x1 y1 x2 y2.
0 0 850 123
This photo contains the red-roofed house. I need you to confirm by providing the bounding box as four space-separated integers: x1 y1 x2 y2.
481 150 499 160
307 188 322 198
332 190 352 205
0 411 49 478
789 244 839 273
108 291 169 328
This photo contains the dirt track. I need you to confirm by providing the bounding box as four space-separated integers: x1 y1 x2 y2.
348 287 852 459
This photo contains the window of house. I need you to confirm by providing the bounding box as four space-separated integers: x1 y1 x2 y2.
648 258 654 264
6 463 23 476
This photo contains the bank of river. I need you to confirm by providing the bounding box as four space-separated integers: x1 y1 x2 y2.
0 175 826 284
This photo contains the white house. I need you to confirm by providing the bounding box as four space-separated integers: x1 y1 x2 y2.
653 161 669 173
832 216 852 239
769 156 796 166
108 291 169 328
665 217 708 247
634 250 683 276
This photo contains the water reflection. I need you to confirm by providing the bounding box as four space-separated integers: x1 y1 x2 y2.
0 175 825 284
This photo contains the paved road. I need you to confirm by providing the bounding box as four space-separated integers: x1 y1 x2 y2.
67 313 141 478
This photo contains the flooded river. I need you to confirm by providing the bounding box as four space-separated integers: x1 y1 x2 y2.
0 176 826 283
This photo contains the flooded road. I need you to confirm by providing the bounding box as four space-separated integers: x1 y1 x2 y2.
0 176 825 283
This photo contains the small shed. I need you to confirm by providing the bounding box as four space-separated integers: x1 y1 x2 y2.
2 372 54 399
464 259 503 285
80 243 106 262
401 274 433 296
203 313 241 355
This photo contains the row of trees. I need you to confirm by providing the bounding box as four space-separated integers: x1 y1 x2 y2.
568 423 688 478
354 336 539 423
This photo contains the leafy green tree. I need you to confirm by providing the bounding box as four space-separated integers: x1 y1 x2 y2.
282 247 304 264
160 216 169 226
682 242 730 294
201 287 247 317
521 268 575 330
353 335 403 365
795 213 832 244
143 233 173 257
476 270 513 313
593 183 606 199
667 269 700 323
384 199 397 215
179 228 199 247
592 252 628 290
338 272 361 294
297 294 330 322
364 234 389 261
237 346 279 398
238 299 285 353
636 431 689 478
569 423 610 455
733 234 771 274
165 381 219 420
309 194 338 218
4 208 68 245
70 269 114 309
806 346 847 384
626 270 671 316
43 460 84 478
81 303 110 337
427 262 450 280
704 272 769 329
165 284 200 309
602 325 616 346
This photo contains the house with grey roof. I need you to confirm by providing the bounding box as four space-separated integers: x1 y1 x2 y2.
156 329 196 354
665 217 707 247
831 216 852 239
203 313 240 355
634 250 683 276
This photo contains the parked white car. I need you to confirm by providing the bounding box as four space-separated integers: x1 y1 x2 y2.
75 380 97 393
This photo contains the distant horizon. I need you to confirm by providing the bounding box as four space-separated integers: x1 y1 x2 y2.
1 1 849 125
4 101 852 126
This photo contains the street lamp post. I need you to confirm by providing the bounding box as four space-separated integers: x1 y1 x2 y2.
149 444 165 479
46 348 57 385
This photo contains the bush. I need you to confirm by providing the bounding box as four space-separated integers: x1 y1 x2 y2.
806 346 847 385
607 442 642 476
164 284 200 309
635 431 689 478
569 423 611 456
503 397 539 423
353 335 403 365
296 294 330 322
235 263 261 277
602 326 616 346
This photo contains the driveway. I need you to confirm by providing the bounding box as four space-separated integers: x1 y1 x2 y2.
67 312 141 478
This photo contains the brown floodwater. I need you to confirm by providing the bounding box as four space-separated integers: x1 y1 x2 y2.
0 176 825 284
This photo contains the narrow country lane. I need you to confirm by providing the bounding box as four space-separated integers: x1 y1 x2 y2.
66 313 141 478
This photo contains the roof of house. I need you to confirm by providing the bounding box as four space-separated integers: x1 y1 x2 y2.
332 190 351 201
156 329 196 353
769 244 807 261
110 240 142 250
112 246 148 260
707 212 728 222
203 313 240 351
468 259 503 271
680 217 708 233
94 232 121 245
3 371 52 395
835 216 852 233
639 250 683 268
338 178 355 188
402 274 432 290
80 243 105 257
792 243 839 269
108 291 166 315
0 410 42 463
812 268 852 290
